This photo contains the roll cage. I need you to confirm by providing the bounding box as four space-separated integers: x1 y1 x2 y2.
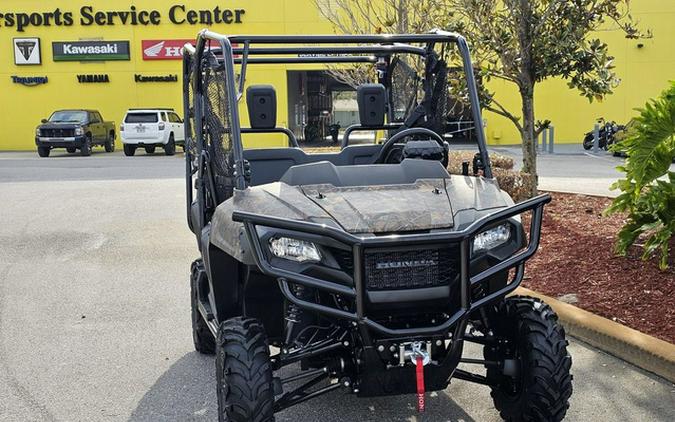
183 31 493 224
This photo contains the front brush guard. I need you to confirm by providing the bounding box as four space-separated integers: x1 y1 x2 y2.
232 193 550 338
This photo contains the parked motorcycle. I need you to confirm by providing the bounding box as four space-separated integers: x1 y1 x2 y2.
583 118 625 150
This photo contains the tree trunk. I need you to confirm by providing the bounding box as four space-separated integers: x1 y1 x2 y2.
520 88 538 187
517 0 538 197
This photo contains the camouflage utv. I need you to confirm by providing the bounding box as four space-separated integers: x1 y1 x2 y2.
182 30 572 421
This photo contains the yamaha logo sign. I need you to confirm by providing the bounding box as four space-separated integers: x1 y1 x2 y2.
77 74 110 83
13 37 41 65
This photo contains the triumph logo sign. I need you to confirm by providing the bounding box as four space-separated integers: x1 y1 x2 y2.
13 37 41 65
52 40 130 61
142 39 193 60
11 75 48 86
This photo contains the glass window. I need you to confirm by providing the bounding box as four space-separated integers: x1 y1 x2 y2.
125 113 159 123
49 110 88 123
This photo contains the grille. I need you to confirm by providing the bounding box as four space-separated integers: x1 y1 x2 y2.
328 248 354 273
364 247 458 291
41 128 75 137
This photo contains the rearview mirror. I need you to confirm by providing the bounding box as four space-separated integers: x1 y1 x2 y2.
41 118 48 123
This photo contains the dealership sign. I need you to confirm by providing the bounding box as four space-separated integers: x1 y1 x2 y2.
52 41 130 61
134 74 178 83
11 75 48 86
77 74 109 83
13 37 41 65
0 6 246 33
142 39 193 60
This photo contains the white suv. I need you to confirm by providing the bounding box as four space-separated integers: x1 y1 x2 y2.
120 109 185 156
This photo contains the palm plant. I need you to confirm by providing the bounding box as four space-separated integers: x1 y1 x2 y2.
606 81 675 269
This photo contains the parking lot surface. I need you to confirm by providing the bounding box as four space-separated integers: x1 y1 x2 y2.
1 151 674 421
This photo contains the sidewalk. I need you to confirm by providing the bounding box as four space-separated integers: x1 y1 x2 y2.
491 143 627 197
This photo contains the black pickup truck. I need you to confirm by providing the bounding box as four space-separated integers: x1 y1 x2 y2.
35 110 116 157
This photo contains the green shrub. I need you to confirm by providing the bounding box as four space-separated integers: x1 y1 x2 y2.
606 81 675 269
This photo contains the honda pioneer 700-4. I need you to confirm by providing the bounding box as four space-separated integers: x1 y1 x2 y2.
182 30 572 421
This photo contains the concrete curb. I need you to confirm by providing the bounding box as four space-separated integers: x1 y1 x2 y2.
515 287 675 383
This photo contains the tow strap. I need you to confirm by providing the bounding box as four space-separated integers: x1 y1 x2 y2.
415 356 426 412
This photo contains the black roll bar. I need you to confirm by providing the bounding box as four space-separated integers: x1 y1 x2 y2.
341 123 404 148
241 127 300 148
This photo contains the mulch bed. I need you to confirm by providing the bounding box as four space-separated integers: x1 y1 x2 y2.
522 192 675 344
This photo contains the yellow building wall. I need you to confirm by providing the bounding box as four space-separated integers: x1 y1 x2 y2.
0 0 331 150
485 0 675 144
0 0 673 150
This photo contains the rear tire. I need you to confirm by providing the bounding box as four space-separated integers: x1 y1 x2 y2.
582 133 594 150
165 135 176 156
145 146 156 154
66 147 76 154
485 296 573 422
37 146 50 157
191 259 215 354
105 132 115 152
80 135 92 156
216 317 274 422
123 144 136 156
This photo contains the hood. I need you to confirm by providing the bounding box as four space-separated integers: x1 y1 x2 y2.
210 176 511 262
38 122 81 129
301 179 454 233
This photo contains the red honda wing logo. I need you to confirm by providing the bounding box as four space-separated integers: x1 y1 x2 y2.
142 39 194 60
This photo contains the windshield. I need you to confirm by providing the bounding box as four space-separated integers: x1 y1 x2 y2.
49 110 88 123
125 113 158 123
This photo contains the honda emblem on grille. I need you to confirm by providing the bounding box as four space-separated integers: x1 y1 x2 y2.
375 259 437 270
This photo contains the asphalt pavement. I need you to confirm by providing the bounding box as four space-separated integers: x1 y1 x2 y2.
0 150 674 421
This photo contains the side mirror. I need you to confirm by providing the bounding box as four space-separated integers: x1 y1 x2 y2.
41 118 48 123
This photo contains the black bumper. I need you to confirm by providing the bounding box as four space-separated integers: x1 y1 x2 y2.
35 136 86 148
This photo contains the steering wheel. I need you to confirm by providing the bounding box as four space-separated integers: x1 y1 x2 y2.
372 127 446 164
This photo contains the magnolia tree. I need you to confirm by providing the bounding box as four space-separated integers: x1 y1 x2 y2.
316 0 648 195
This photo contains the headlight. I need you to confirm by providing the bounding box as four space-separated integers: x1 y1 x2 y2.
269 237 321 263
74 127 84 136
35 128 40 136
472 223 511 255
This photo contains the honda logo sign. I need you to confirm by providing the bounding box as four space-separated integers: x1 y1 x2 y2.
142 39 193 60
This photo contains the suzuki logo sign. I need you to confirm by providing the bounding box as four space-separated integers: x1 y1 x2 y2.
142 39 193 60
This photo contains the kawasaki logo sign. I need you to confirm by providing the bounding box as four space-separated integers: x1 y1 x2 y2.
52 41 130 61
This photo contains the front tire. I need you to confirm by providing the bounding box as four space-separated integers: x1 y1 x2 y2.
216 317 274 422
582 133 594 150
80 135 92 156
165 135 176 156
145 146 156 154
123 144 136 156
37 146 50 157
485 296 572 422
191 259 215 354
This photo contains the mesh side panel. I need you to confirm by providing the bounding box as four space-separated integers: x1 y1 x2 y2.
364 247 459 291
202 55 234 180
390 57 421 122
186 55 198 171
